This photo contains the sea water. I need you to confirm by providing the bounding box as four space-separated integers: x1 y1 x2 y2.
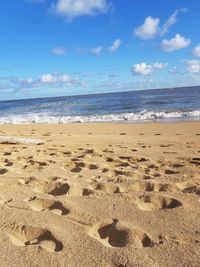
0 86 200 124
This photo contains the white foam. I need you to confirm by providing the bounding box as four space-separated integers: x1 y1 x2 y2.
0 110 199 124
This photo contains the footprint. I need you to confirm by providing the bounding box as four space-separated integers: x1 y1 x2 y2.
4 159 13 167
76 162 85 168
118 162 130 167
132 181 170 193
89 219 152 248
49 153 56 156
106 157 114 162
138 158 149 162
88 164 99 170
165 169 179 175
23 160 47 170
171 163 184 168
68 186 93 196
4 152 12 156
119 156 131 160
0 168 8 174
70 167 82 173
177 182 200 195
190 158 200 166
96 183 121 194
102 168 109 173
26 197 70 215
135 194 182 211
63 151 71 155
89 220 129 248
33 179 70 196
84 149 94 154
7 225 63 252
114 170 129 176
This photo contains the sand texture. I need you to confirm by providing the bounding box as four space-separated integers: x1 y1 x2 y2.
0 122 199 267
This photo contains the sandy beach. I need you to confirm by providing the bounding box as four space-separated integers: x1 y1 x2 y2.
0 121 199 267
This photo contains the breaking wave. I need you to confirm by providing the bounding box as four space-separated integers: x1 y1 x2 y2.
0 110 199 124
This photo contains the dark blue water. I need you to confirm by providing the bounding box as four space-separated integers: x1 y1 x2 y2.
0 86 200 124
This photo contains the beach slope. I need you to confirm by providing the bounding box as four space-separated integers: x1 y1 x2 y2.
0 122 199 267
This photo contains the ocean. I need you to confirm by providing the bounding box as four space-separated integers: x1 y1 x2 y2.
0 86 200 124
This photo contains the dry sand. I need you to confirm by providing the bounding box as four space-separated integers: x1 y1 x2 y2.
0 122 199 267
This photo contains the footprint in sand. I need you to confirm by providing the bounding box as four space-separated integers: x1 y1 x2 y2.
106 157 114 162
135 193 182 211
88 164 99 170
70 161 85 172
114 169 130 176
70 166 82 173
0 168 8 174
23 160 48 171
4 152 12 156
132 149 138 152
4 159 13 167
63 151 71 155
189 158 200 166
7 225 63 252
131 181 171 193
165 169 180 175
25 197 70 215
68 185 93 196
89 219 152 248
160 144 174 148
84 149 94 154
33 179 70 196
96 183 121 194
119 156 132 160
171 163 184 168
117 162 130 167
176 181 200 195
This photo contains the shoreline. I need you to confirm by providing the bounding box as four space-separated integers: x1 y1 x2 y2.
0 121 200 133
0 119 199 126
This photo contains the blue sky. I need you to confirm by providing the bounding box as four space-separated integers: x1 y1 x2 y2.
0 0 200 100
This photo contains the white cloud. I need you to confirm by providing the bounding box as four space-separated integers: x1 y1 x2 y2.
134 16 160 40
51 0 109 19
185 60 200 73
192 44 200 57
169 67 178 75
161 10 179 36
134 9 188 40
51 47 67 55
25 77 33 83
161 8 188 35
132 63 153 75
40 73 70 83
160 34 191 52
108 39 122 52
91 46 103 55
152 62 166 69
132 62 165 76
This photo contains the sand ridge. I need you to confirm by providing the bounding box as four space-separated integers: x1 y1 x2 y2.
0 122 199 266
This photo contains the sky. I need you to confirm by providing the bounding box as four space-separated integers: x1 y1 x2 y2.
0 0 200 100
